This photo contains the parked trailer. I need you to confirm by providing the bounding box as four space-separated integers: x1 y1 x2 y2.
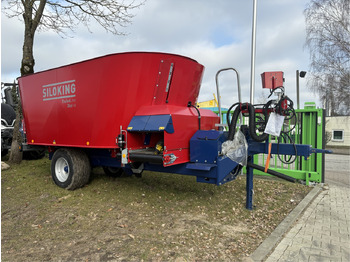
19 52 220 185
19 52 330 209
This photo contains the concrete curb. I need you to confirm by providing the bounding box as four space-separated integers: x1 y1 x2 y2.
249 184 323 262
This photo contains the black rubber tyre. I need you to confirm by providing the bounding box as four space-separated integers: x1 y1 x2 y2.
103 167 124 177
1 149 9 157
1 103 16 126
51 148 91 190
23 149 46 160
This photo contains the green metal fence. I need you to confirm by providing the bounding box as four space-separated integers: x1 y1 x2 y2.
216 103 326 185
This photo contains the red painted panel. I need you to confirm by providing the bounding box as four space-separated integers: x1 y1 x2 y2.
130 104 219 165
19 52 205 148
163 107 219 165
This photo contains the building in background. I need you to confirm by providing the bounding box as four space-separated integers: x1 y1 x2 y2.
325 116 350 154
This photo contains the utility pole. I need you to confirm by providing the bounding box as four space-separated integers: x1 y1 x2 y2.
250 0 258 104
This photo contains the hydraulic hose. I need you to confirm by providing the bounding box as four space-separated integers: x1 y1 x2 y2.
226 102 240 127
188 102 201 130
228 104 242 140
228 103 269 142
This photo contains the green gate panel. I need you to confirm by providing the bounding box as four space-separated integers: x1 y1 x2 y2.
216 104 326 184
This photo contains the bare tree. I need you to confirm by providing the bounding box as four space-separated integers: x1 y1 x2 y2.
304 0 350 116
2 0 144 163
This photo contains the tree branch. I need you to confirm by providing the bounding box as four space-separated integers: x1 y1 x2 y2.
304 0 350 115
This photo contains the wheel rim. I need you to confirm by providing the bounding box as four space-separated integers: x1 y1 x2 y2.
55 157 70 182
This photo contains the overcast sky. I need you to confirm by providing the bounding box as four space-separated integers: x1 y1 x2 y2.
1 0 319 108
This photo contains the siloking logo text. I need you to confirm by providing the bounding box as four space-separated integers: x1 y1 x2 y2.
42 80 77 108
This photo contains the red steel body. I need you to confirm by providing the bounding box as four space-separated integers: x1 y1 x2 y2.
19 52 219 165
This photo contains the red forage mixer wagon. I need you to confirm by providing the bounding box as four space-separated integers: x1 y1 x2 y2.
19 52 329 209
20 52 218 151
19 52 224 188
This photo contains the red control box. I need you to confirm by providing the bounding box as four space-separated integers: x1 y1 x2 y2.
261 71 284 89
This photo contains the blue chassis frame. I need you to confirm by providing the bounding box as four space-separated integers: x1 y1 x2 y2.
54 129 329 210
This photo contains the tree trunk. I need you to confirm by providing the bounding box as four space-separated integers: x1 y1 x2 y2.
8 112 23 164
8 32 33 163
21 2 36 76
9 1 38 164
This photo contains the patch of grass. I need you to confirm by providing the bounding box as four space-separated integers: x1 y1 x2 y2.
1 157 311 261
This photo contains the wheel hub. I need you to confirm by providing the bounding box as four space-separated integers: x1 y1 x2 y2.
55 157 70 182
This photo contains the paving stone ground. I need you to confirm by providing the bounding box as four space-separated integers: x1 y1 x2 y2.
265 183 350 262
